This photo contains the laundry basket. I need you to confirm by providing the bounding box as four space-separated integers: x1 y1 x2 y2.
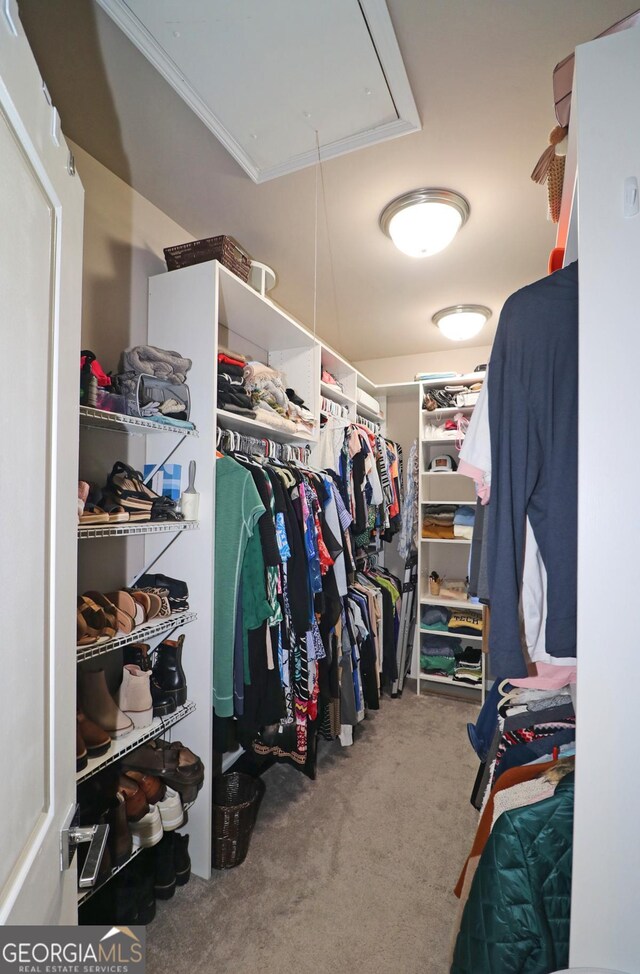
211 772 265 869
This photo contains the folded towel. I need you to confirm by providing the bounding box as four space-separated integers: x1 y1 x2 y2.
453 505 476 526
123 345 191 384
453 524 473 540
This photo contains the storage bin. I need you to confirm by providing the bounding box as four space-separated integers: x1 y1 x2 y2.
164 235 252 282
211 772 265 869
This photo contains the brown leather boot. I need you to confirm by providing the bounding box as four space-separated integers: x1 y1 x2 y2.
123 770 166 804
117 775 150 822
107 793 133 867
77 710 111 758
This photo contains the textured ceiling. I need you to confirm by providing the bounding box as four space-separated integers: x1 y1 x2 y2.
17 0 639 363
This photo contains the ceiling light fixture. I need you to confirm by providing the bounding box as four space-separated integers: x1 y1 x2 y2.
432 305 491 342
379 189 470 257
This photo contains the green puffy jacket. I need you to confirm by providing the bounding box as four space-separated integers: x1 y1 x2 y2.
451 775 574 974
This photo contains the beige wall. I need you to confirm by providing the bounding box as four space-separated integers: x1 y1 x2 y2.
355 345 492 385
72 141 194 375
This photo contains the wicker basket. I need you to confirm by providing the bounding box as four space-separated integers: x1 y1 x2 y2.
211 772 265 869
164 235 252 282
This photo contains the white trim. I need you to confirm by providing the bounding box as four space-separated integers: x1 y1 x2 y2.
94 0 420 183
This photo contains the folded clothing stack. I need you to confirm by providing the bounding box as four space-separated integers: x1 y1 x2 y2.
454 644 483 686
421 605 451 631
217 347 255 417
116 345 193 428
420 633 463 677
321 368 343 391
453 505 475 540
244 361 315 433
422 504 457 539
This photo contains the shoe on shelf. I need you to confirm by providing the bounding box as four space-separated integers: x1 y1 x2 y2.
128 804 163 848
123 643 152 672
106 793 133 868
77 596 117 646
77 711 111 759
152 634 187 706
79 669 134 740
150 676 178 718
173 832 191 887
123 770 166 805
76 725 88 772
132 850 157 925
134 587 171 618
117 664 153 728
83 590 134 635
78 481 90 519
105 590 139 629
155 786 184 831
154 738 202 772
117 775 150 822
120 742 203 803
136 574 189 613
153 833 176 900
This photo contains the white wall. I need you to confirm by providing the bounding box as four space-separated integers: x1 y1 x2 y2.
354 345 491 384
71 142 194 374
571 26 640 973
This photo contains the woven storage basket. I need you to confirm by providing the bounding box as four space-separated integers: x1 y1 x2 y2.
164 235 252 282
211 772 265 869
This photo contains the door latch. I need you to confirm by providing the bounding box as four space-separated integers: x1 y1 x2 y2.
60 804 110 888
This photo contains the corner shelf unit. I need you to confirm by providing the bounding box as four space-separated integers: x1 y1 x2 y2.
412 375 487 702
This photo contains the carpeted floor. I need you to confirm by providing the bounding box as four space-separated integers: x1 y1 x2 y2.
147 690 480 974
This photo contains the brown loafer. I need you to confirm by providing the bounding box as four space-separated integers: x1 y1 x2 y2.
120 742 180 776
124 770 166 804
154 738 202 770
117 774 150 822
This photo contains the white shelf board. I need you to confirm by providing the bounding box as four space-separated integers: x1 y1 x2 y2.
421 537 471 545
356 402 384 422
320 342 355 376
218 262 315 351
76 701 195 783
78 521 199 540
421 405 475 418
79 406 198 437
320 381 356 407
216 408 316 443
76 610 197 663
419 371 486 389
354 369 378 395
419 672 482 690
375 380 420 397
420 594 481 610
421 436 461 445
420 627 483 641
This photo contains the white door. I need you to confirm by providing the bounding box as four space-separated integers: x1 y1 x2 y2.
0 0 84 924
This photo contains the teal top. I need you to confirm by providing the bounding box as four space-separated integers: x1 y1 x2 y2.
213 456 264 717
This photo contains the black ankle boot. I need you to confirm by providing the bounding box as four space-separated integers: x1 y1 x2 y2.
153 833 176 900
123 642 152 672
152 635 187 706
174 832 191 887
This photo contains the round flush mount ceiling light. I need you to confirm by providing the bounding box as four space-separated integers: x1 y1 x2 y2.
379 189 470 257
432 305 492 342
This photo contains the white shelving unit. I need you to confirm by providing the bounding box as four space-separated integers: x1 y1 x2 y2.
412 375 487 701
77 392 205 896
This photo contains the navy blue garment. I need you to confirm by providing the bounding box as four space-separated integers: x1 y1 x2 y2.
488 262 578 677
467 680 512 762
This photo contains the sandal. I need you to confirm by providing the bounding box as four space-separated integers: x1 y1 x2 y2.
84 590 134 635
130 590 152 623
77 596 117 645
106 590 140 628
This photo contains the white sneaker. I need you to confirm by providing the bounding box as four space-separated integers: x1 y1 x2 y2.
128 804 163 847
156 786 184 831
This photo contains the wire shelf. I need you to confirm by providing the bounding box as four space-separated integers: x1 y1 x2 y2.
76 611 197 662
76 701 196 783
78 520 199 540
79 406 198 437
77 844 144 906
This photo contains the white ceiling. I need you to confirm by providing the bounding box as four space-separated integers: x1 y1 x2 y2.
94 0 420 181
16 0 640 366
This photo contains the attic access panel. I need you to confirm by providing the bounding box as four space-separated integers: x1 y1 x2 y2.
95 0 420 182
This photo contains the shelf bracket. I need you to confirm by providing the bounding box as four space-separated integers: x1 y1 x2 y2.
129 532 183 586
143 434 188 486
